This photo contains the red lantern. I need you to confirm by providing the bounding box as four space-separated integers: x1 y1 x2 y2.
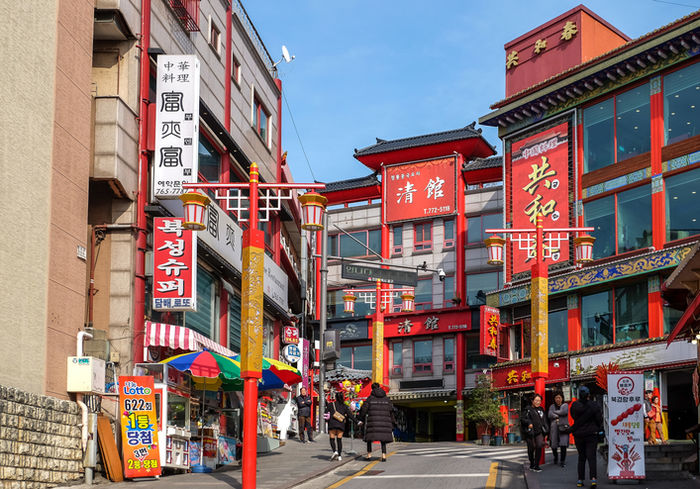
179 192 211 231
298 192 327 231
343 293 356 314
574 235 596 264
401 293 415 312
484 236 506 266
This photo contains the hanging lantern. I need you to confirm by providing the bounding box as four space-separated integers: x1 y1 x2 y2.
343 293 356 314
179 192 211 230
484 236 506 265
298 192 328 231
401 293 415 312
574 235 596 264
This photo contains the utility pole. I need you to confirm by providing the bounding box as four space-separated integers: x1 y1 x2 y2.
319 212 328 433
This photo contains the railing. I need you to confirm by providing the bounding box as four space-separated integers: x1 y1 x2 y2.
231 0 276 76
169 0 200 32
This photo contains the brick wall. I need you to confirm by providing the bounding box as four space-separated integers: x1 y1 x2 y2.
0 385 83 488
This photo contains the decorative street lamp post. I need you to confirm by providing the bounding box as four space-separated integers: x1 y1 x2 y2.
180 163 325 489
343 281 415 384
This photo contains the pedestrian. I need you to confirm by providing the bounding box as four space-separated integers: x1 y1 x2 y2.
521 393 548 472
548 391 570 468
643 390 654 443
358 382 394 462
294 387 314 443
326 391 353 461
570 386 603 488
650 395 667 444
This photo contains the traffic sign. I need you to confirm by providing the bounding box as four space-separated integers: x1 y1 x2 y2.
341 263 417 286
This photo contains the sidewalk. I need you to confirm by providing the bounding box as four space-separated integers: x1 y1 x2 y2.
523 449 700 489
57 433 369 489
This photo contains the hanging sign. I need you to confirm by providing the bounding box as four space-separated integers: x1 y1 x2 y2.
491 358 568 389
607 372 645 480
153 55 200 199
283 343 302 363
283 326 300 344
119 376 162 478
297 339 309 390
152 217 197 311
479 306 500 356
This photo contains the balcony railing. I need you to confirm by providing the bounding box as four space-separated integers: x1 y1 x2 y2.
169 0 200 32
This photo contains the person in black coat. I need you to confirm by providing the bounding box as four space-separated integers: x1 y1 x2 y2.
358 383 394 462
294 387 314 443
325 392 353 461
521 393 549 472
570 385 603 488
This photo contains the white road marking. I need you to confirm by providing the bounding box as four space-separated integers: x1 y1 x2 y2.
360 473 491 479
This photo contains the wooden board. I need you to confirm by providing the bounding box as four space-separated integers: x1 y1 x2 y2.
97 414 124 482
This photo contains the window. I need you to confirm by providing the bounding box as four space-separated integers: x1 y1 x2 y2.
414 278 432 310
186 266 217 338
663 302 684 335
413 340 433 373
414 222 432 251
443 337 455 373
467 213 501 244
228 292 241 352
664 62 700 144
584 196 615 259
253 98 270 146
581 283 649 347
198 135 221 182
443 275 455 307
583 82 651 172
327 289 372 319
208 17 221 55
391 342 403 375
466 334 492 369
328 229 381 258
548 309 568 354
339 345 371 370
232 53 241 85
666 167 700 241
258 220 273 256
466 272 501 305
392 225 403 255
581 290 613 347
443 219 455 248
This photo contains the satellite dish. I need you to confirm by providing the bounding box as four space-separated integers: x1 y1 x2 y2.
282 45 292 63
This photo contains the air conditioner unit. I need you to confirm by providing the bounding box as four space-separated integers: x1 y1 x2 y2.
67 356 106 394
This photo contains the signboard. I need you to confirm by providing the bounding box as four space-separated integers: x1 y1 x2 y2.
479 306 500 357
341 263 418 286
383 310 471 338
153 217 197 311
607 372 645 480
327 319 369 340
264 255 289 312
119 376 161 478
383 157 457 223
197 198 243 272
510 122 570 274
283 326 300 344
297 339 309 389
153 55 200 199
492 358 568 389
283 343 302 363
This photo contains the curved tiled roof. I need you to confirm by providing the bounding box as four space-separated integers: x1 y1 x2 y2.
319 172 380 194
317 365 372 382
463 155 503 172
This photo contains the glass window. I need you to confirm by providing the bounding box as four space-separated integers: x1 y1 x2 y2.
584 98 614 172
327 235 338 255
337 230 380 258
353 345 372 370
616 83 651 161
368 229 381 255
666 167 700 241
548 309 568 354
618 185 652 253
581 290 613 347
467 214 501 244
327 289 372 319
466 272 501 305
391 342 402 375
483 214 502 237
466 335 492 369
392 226 403 254
443 275 455 307
413 340 432 372
615 282 649 343
584 196 615 259
664 303 684 335
444 337 455 373
228 292 241 352
415 278 432 310
444 219 455 247
339 346 352 368
664 62 700 144
186 266 216 338
467 216 481 243
198 136 220 182
414 222 432 251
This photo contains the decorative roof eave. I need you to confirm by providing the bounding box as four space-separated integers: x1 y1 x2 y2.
389 389 453 401
663 241 700 292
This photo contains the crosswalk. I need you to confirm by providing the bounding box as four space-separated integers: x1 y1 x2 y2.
396 444 528 462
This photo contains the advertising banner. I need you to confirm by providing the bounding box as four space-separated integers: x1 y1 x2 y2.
283 326 300 344
479 306 500 357
607 372 645 480
298 339 309 390
510 122 570 274
383 310 471 338
119 376 161 478
152 217 197 311
153 55 200 199
492 358 568 389
383 157 457 223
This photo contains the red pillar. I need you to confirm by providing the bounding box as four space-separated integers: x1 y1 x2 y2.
455 332 466 441
650 76 665 251
273 320 281 359
567 295 581 351
648 276 663 338
456 154 466 304
220 289 228 349
504 150 513 284
382 340 390 387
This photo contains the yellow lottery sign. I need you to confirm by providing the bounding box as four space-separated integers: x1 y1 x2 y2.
119 376 161 478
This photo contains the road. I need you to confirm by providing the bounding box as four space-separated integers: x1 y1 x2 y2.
296 442 529 489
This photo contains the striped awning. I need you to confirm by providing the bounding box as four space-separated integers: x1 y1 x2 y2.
144 321 237 357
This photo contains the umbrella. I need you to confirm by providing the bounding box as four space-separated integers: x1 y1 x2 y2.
227 354 302 390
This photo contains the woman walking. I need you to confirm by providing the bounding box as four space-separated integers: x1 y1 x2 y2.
521 393 548 472
548 392 570 467
326 392 353 461
358 383 394 462
570 386 603 488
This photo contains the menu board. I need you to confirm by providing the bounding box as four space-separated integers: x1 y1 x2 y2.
119 376 162 478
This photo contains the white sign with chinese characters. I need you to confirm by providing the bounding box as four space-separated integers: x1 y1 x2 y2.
153 55 200 199
264 255 288 313
197 199 243 272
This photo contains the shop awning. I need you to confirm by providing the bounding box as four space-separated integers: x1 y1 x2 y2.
144 321 237 357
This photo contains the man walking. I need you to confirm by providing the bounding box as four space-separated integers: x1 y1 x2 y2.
295 387 314 443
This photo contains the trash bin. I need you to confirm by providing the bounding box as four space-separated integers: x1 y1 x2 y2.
507 432 517 444
494 436 503 446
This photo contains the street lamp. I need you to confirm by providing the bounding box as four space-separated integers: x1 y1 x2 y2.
181 163 325 489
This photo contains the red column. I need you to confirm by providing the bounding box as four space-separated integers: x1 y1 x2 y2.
567 295 581 351
382 340 390 387
455 332 466 441
220 289 228 349
648 276 663 338
456 154 466 304
273 78 283 264
315 234 321 320
504 150 513 284
576 115 585 227
273 321 281 359
650 76 666 251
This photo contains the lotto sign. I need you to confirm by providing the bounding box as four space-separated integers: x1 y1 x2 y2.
153 55 200 198
479 306 499 357
152 217 197 311
119 376 161 478
283 326 300 344
383 157 457 223
607 372 645 480
510 123 570 274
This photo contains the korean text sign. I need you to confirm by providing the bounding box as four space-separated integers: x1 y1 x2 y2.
153 54 200 198
153 217 197 311
283 326 299 344
510 123 570 274
383 157 457 223
607 372 645 480
479 306 499 357
119 376 161 478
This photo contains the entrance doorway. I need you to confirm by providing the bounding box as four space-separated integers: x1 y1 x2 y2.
432 411 456 441
666 369 695 440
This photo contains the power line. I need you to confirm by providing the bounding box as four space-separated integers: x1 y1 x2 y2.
282 91 317 181
651 0 699 7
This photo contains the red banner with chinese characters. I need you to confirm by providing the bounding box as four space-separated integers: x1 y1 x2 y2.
492 358 569 389
153 217 197 311
119 376 161 478
510 122 570 275
383 310 471 338
283 326 300 344
480 306 500 357
383 157 457 223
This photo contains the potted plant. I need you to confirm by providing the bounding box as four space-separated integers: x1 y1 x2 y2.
464 375 506 445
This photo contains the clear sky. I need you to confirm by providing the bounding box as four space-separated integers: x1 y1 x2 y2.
243 1 698 185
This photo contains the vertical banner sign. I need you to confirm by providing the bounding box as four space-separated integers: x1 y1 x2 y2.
297 339 309 389
383 157 457 223
510 123 570 274
153 55 200 199
283 326 300 344
119 376 161 478
479 306 500 356
607 372 645 480
152 217 197 311
531 274 549 376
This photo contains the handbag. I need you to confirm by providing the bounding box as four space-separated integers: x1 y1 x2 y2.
559 423 571 434
331 403 346 423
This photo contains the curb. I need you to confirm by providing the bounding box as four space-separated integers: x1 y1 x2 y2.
522 462 540 489
282 452 366 489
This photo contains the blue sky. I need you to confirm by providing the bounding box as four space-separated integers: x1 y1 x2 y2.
244 1 697 184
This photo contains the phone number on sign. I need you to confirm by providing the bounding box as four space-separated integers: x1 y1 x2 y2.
423 205 451 215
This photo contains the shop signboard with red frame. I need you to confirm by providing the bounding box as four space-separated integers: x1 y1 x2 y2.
383 310 470 338
479 306 500 357
383 157 457 223
152 217 197 311
510 122 570 275
283 326 299 344
119 376 162 478
492 358 568 389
